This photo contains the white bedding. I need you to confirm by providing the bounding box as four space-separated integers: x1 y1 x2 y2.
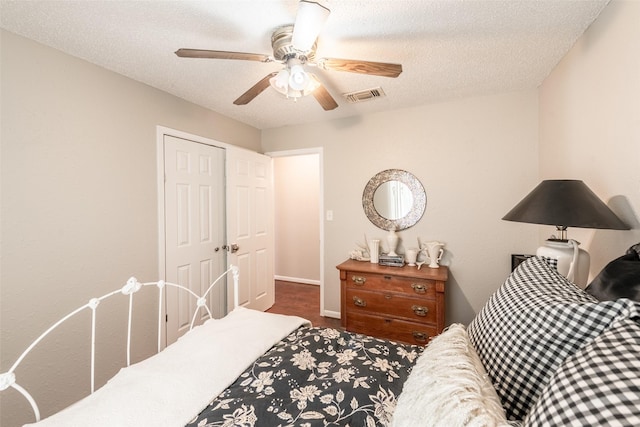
26 307 310 427
392 324 509 427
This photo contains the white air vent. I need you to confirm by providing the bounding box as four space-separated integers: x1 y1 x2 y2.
343 87 386 103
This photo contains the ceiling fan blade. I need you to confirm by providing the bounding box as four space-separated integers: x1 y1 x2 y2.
292 1 331 52
312 83 338 111
233 73 277 105
318 58 403 78
175 48 272 63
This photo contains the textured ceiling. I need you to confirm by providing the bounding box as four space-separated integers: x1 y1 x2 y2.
0 0 610 130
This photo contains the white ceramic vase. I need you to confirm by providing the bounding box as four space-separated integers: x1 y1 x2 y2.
386 228 399 257
424 241 445 268
369 239 380 263
405 248 418 266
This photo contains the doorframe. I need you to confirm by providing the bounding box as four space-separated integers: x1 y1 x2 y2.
265 147 329 318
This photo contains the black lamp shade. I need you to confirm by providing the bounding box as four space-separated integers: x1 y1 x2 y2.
503 180 628 230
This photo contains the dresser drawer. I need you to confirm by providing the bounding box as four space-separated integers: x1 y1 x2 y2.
345 272 436 298
345 288 437 323
346 311 437 345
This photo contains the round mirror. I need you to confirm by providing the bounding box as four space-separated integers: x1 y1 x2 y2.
373 181 414 220
363 169 426 230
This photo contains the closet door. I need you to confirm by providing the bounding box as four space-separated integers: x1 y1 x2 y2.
163 135 226 344
226 147 275 312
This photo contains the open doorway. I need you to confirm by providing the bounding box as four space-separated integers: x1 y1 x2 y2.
268 148 325 317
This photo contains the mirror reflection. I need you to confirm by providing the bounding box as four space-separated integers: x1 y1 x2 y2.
362 169 426 231
373 181 414 220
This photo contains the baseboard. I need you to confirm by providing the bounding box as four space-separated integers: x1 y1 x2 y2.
322 310 341 319
274 275 320 286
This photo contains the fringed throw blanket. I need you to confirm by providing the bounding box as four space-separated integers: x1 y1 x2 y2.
186 327 423 427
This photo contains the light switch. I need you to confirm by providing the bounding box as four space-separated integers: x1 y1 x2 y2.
326 210 333 221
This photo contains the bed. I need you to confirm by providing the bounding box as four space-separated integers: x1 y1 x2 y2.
3 256 640 427
2 266 426 427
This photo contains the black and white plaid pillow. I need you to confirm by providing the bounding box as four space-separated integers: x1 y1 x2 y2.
524 315 640 426
467 256 639 420
541 257 558 270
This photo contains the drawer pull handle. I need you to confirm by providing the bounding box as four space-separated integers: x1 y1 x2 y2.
412 331 429 343
353 296 367 307
411 283 426 294
412 305 429 317
352 276 366 286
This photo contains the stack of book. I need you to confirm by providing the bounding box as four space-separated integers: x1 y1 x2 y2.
378 254 405 267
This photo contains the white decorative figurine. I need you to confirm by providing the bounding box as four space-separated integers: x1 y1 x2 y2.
349 234 376 262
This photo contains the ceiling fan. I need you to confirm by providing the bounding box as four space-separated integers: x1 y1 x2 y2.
175 0 402 111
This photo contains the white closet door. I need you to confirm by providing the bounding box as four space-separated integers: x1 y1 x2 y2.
225 147 275 312
164 135 226 344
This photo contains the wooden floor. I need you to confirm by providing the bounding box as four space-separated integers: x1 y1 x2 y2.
266 280 342 328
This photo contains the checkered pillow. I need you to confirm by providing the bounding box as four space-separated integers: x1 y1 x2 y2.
524 315 640 426
541 257 558 271
467 256 639 420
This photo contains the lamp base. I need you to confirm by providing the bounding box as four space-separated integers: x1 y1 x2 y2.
536 239 590 286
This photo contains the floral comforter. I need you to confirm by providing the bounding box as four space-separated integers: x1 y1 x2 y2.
186 327 423 427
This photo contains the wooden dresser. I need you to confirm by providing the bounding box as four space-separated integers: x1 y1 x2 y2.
337 259 448 345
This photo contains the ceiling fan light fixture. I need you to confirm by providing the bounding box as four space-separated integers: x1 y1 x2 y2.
288 64 311 90
269 69 290 94
291 0 330 52
287 88 305 99
270 59 317 99
305 73 321 94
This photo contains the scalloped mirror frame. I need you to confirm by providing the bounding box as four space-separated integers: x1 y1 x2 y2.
363 169 426 230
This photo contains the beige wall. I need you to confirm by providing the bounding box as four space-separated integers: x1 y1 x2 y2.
262 89 541 321
539 0 640 276
273 155 321 283
0 30 260 426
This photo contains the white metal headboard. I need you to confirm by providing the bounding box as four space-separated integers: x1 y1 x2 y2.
0 265 239 422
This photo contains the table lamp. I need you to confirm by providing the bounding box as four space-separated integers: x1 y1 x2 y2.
502 180 628 285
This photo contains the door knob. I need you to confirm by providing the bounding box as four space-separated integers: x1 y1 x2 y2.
229 243 239 253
